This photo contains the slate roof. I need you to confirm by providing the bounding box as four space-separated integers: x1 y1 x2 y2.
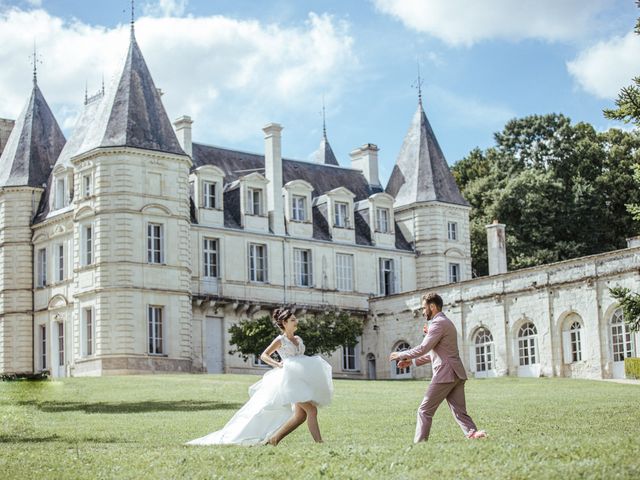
386 101 468 208
312 135 339 166
192 142 411 250
34 30 185 223
78 32 184 156
0 83 65 188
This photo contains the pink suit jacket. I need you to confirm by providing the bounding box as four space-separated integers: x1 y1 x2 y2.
397 312 468 383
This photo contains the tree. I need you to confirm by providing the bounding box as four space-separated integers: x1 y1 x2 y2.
453 114 640 276
609 286 640 332
228 311 364 361
604 2 640 336
604 1 640 128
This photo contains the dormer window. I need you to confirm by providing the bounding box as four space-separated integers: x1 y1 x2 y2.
376 208 390 233
55 178 66 209
292 195 307 221
334 202 349 227
203 181 217 209
190 165 226 217
247 188 263 215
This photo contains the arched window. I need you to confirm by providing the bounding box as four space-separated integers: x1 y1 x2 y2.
474 328 494 372
518 323 538 366
611 309 635 362
562 317 583 364
394 342 411 377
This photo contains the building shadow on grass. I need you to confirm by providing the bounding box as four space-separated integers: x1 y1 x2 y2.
17 400 242 414
0 433 134 444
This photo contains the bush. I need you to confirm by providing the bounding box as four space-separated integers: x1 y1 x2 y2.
625 357 640 379
228 311 364 361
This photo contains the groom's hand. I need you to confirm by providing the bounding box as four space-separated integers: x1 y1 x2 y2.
397 359 412 369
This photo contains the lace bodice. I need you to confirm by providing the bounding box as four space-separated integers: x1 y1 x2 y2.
277 335 305 359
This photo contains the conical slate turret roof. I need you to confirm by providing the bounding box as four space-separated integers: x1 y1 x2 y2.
386 101 468 208
0 83 65 188
79 31 184 156
313 134 339 166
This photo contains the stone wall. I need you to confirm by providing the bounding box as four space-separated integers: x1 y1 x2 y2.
369 246 640 380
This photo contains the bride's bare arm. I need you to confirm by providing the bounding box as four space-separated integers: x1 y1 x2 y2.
260 338 283 368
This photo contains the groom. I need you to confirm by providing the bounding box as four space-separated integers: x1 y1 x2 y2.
389 292 486 443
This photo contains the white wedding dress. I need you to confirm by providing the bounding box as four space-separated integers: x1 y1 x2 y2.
186 335 333 446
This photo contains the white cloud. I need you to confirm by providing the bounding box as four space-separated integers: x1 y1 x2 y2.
567 31 640 99
143 0 188 18
0 7 356 146
373 0 609 47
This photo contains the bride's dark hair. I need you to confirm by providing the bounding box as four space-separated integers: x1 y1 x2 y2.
272 307 294 331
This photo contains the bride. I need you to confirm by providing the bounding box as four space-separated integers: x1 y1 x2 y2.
186 307 334 446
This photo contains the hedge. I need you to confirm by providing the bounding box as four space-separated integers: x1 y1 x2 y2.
625 357 640 380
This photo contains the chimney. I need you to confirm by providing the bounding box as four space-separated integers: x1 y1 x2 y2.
173 115 193 157
486 220 507 275
263 123 285 235
350 143 381 187
627 236 640 248
0 118 15 157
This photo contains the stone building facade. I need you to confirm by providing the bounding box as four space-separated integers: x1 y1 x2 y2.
0 23 637 380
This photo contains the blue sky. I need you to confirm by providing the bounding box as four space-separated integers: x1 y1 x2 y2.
0 0 638 185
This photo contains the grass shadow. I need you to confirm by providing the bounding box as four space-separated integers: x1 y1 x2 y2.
0 434 135 444
18 400 242 414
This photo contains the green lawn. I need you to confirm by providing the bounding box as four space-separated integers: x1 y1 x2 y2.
1 375 638 479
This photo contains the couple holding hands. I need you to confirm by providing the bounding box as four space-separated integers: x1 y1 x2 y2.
187 292 486 446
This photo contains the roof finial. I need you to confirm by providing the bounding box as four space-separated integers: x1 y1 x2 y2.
30 40 42 86
322 96 327 139
130 0 135 36
412 60 424 107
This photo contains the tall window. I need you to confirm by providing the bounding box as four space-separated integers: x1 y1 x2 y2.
342 343 358 371
37 248 47 287
376 208 390 233
247 188 262 215
82 174 92 197
611 309 635 362
147 223 164 264
563 320 583 363
474 328 494 372
203 238 218 278
449 263 460 283
336 253 354 291
84 308 93 356
248 243 267 282
148 306 164 355
379 258 395 296
203 181 217 209
56 244 64 282
40 325 47 370
394 342 411 376
58 322 64 366
294 248 313 287
83 225 93 266
448 222 458 241
334 201 349 227
292 195 306 221
518 323 538 366
55 178 65 209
